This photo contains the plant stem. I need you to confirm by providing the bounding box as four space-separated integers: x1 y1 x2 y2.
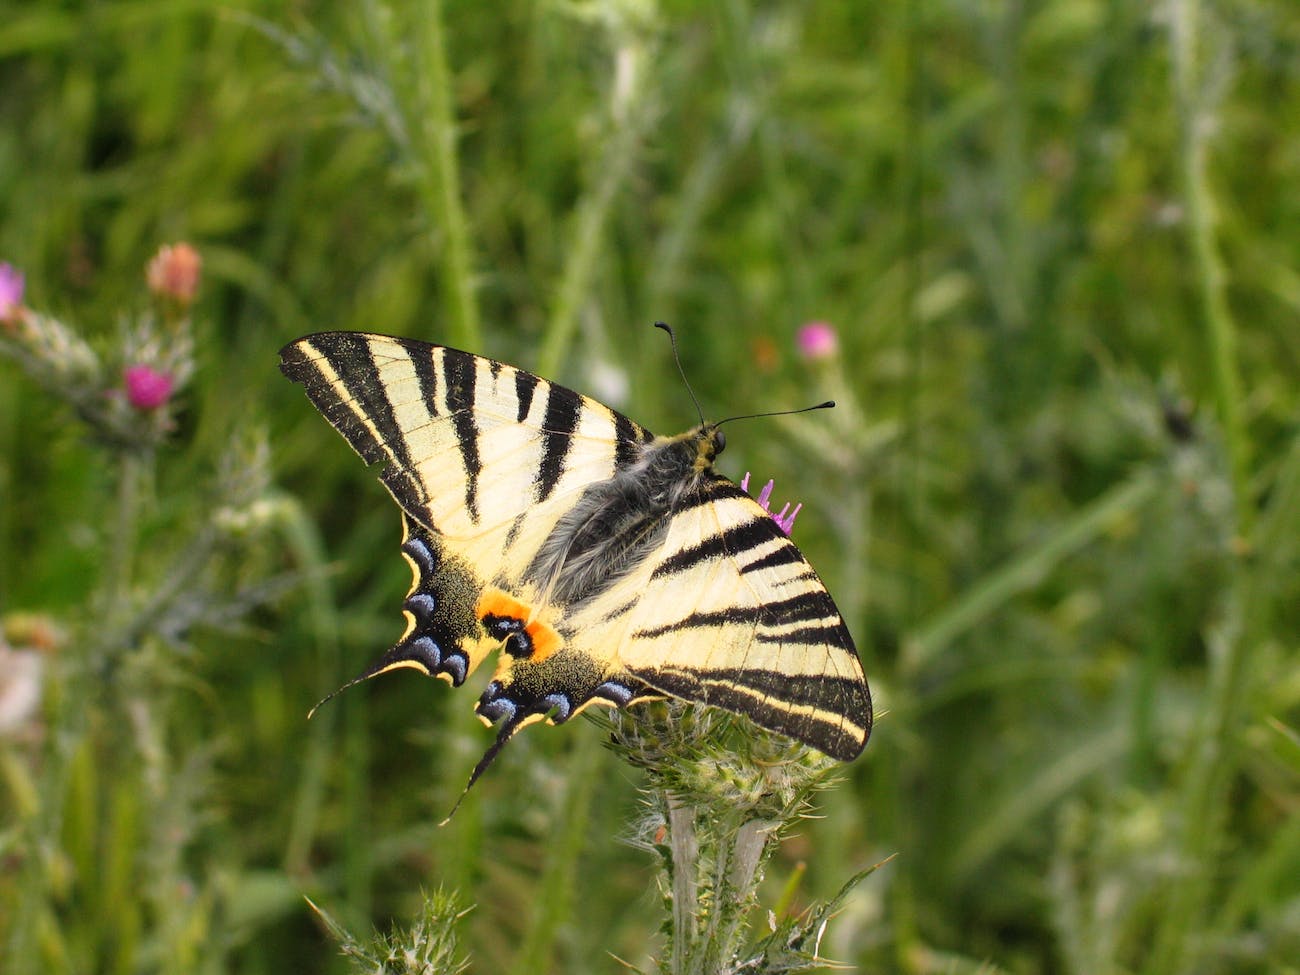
1169 0 1250 537
104 452 145 643
1149 4 1256 971
538 34 658 379
667 795 700 975
413 0 481 351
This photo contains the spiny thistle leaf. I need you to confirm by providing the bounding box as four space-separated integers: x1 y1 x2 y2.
307 889 471 975
738 861 890 973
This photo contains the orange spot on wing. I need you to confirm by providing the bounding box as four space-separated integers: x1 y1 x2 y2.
476 589 564 663
477 589 530 621
526 621 562 661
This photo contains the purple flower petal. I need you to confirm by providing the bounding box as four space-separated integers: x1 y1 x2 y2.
741 471 802 535
123 365 175 411
773 502 802 535
0 263 25 319
796 321 838 360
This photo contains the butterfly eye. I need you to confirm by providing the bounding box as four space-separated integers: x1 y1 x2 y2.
712 428 726 454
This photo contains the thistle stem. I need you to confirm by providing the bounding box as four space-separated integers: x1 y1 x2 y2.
667 795 700 975
104 452 145 643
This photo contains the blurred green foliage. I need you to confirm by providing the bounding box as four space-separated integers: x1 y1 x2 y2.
2 0 1298 972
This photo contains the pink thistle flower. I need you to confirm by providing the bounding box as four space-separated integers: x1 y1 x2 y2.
740 471 803 535
123 365 176 411
146 243 201 305
796 321 838 361
0 262 25 321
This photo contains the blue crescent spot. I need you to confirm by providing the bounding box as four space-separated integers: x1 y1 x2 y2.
594 680 633 706
479 696 517 723
442 652 468 686
401 537 437 577
404 593 437 620
403 635 442 669
540 693 572 722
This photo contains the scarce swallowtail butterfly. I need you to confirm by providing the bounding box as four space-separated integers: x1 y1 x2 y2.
280 331 872 795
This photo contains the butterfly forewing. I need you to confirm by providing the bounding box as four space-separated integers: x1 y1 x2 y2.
280 333 652 541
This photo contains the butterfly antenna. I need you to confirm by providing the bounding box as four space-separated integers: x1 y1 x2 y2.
654 322 706 427
716 400 836 427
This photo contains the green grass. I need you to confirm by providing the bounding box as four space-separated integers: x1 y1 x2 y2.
2 0 1299 972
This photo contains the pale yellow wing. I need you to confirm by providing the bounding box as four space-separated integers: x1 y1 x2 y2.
280 331 655 687
566 477 871 760
282 332 869 796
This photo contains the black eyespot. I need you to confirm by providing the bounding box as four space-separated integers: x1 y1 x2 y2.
712 428 726 454
482 613 534 658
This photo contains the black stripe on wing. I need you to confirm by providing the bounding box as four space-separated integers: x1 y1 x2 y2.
532 381 654 500
614 413 645 469
756 623 854 647
440 348 483 524
632 609 743 640
514 369 539 423
632 589 846 641
537 383 583 501
650 515 777 580
670 479 752 516
279 333 429 516
687 667 867 718
628 665 870 761
396 334 440 444
739 544 804 575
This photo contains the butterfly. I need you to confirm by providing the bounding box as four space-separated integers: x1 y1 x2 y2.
280 331 871 794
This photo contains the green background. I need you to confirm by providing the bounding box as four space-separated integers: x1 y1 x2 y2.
1 0 1298 972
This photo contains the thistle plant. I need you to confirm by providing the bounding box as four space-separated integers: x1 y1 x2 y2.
0 255 198 456
310 888 471 975
588 326 879 975
0 247 293 971
608 702 875 975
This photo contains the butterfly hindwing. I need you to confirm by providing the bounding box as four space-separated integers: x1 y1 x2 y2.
281 331 872 793
561 477 870 760
334 514 486 692
281 333 663 756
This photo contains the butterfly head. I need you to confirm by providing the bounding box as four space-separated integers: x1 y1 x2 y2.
688 423 726 473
